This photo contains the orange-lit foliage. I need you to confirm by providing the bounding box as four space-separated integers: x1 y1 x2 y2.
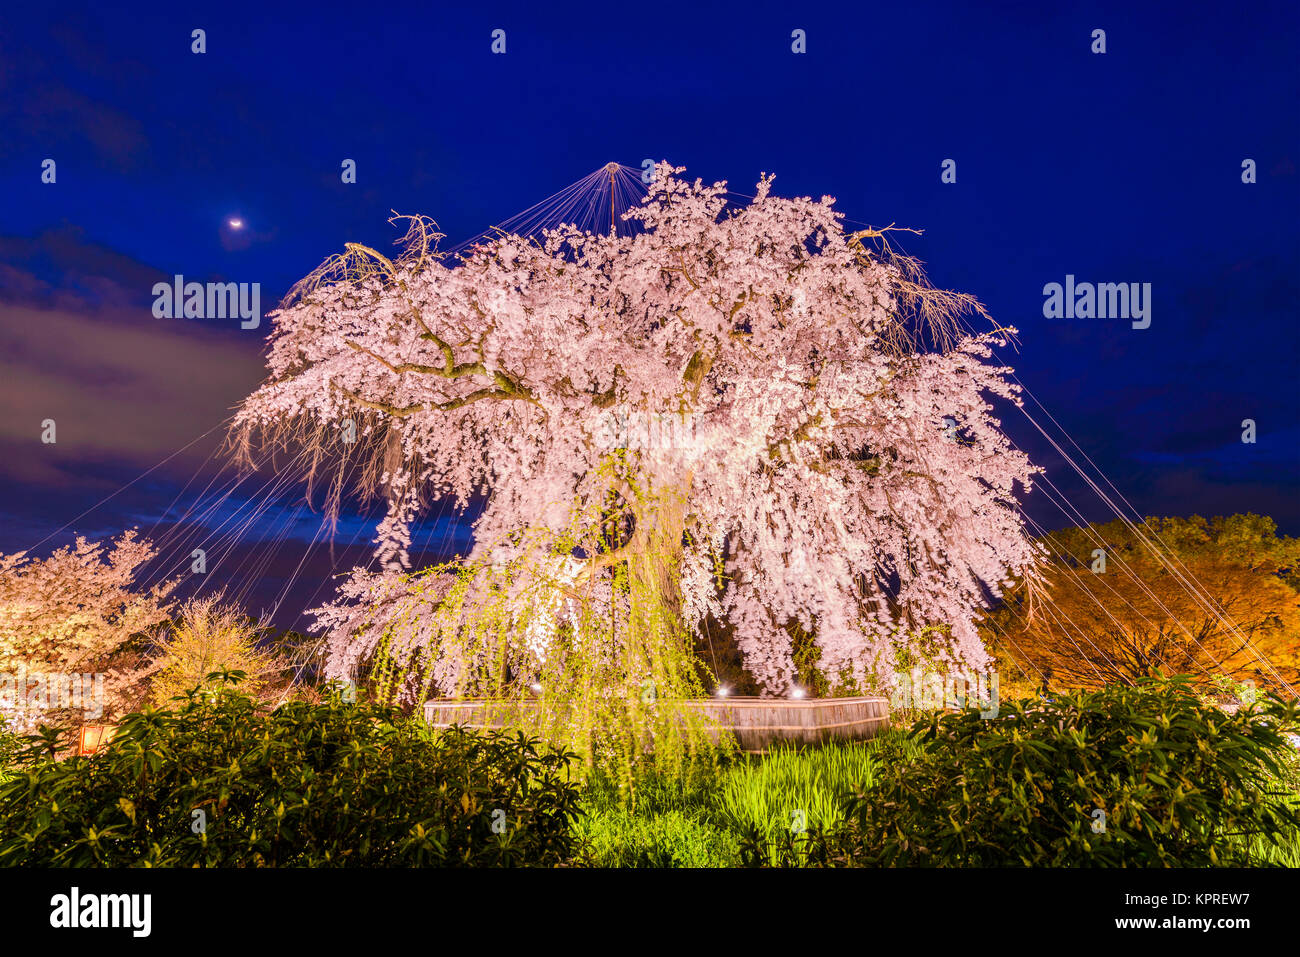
983 514 1300 694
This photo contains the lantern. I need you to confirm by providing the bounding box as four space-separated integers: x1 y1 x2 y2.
77 724 117 756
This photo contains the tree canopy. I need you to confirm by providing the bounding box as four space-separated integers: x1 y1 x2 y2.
983 514 1300 694
0 531 175 730
233 164 1039 706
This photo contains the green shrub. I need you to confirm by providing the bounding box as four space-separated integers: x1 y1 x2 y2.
584 749 737 815
0 674 583 866
724 730 925 866
721 741 880 865
574 752 737 866
574 806 740 867
809 676 1300 867
0 717 17 784
1238 742 1300 866
573 732 919 867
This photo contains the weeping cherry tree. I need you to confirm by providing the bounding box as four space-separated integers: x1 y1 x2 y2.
232 164 1041 769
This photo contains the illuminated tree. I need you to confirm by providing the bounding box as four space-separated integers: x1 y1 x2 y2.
983 514 1300 693
233 164 1039 736
0 531 175 730
150 594 277 705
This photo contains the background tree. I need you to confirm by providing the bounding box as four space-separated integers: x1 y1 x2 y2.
0 531 175 730
233 164 1039 762
150 594 279 706
982 514 1300 694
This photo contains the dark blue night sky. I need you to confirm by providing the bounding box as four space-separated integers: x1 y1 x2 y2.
1 1 1296 627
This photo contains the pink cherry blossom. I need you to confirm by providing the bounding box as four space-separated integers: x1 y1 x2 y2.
235 164 1040 696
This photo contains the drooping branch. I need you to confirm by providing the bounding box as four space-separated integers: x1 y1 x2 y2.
332 382 535 416
343 339 540 406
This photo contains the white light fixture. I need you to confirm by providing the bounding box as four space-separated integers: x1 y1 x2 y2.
228 218 244 229
791 687 806 699
716 686 729 698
